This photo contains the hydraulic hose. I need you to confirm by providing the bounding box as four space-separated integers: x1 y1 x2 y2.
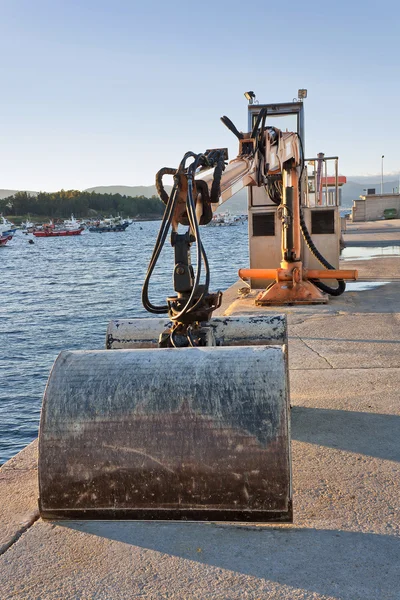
299 208 345 296
142 180 178 313
142 150 215 320
210 153 226 204
296 134 346 297
220 116 243 140
172 153 212 321
155 168 176 205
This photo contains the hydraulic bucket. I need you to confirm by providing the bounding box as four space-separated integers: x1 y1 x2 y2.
38 316 292 522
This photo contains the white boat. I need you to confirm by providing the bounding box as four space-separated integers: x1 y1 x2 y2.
62 215 83 231
208 212 241 227
88 215 130 232
21 219 35 233
0 215 17 237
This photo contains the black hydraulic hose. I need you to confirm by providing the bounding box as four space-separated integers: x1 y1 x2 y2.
265 178 282 205
155 167 176 205
169 177 203 322
220 116 243 140
179 153 211 313
251 107 270 140
142 181 178 313
299 208 345 296
171 166 211 321
296 133 346 297
210 153 226 204
143 150 213 321
251 108 265 139
179 151 198 171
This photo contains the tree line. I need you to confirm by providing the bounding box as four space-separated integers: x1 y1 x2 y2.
0 190 165 219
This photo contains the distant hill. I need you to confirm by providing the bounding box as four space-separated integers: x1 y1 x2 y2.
0 185 168 201
3 176 399 213
0 189 37 199
341 179 400 207
218 179 400 212
85 184 248 215
84 185 164 197
215 189 247 214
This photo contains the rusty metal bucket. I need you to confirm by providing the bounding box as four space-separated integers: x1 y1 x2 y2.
38 316 292 522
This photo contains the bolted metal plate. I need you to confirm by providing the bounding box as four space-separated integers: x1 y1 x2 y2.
39 345 291 521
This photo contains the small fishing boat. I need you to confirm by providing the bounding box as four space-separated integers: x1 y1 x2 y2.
63 214 84 231
32 219 82 237
0 215 16 245
22 219 35 233
0 215 18 236
33 228 82 237
88 216 130 232
0 234 13 246
208 211 241 227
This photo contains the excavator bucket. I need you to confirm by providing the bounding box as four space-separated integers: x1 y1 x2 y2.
38 315 292 522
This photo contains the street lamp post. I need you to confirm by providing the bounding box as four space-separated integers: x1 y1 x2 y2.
381 155 384 194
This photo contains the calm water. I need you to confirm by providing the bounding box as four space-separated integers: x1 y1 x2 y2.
0 222 249 463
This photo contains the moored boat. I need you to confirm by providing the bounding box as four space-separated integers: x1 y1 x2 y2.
22 219 35 233
32 219 82 237
63 214 84 231
0 215 18 236
33 228 82 237
88 215 130 232
0 234 13 246
208 211 244 226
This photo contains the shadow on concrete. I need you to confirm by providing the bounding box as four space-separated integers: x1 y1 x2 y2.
294 336 400 344
344 240 400 247
332 281 400 313
61 521 399 600
292 406 399 461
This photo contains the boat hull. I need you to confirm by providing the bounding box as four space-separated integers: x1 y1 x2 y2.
88 222 130 233
33 230 82 237
0 235 13 246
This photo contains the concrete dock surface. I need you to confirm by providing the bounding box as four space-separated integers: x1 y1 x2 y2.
0 220 399 599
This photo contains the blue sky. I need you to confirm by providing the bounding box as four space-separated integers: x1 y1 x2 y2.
1 0 399 191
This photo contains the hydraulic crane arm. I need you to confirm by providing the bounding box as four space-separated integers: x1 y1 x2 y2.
143 113 303 344
197 130 302 211
197 155 255 207
145 109 356 344
155 108 302 230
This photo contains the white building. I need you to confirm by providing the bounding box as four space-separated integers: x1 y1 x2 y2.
351 192 400 222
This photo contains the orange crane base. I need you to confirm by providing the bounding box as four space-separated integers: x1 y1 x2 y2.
256 279 328 306
239 265 358 306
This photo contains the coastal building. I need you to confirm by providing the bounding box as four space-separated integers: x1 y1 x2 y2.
352 191 400 221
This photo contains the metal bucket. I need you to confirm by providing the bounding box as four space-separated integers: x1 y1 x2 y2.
39 317 291 522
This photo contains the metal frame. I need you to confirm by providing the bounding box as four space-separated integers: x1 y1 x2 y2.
305 156 340 207
248 101 305 147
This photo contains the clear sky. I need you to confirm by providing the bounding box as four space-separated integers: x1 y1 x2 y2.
1 0 399 191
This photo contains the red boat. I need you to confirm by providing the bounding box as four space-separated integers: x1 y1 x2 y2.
33 229 82 237
0 235 13 246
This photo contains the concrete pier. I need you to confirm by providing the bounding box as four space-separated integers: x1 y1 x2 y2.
0 220 399 599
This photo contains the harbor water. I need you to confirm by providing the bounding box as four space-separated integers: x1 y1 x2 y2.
0 221 249 463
